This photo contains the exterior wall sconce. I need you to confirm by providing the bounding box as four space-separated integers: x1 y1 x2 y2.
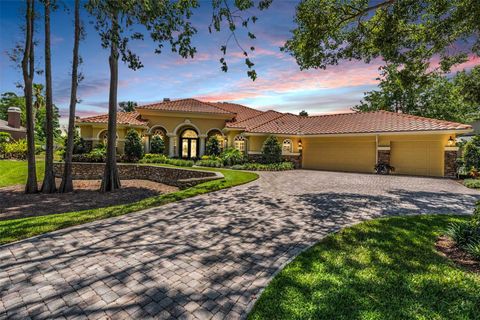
298 139 303 151
447 136 455 147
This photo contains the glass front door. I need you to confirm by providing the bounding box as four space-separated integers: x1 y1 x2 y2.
181 138 198 158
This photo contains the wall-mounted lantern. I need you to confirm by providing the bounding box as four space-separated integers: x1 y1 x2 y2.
447 136 455 147
298 139 303 151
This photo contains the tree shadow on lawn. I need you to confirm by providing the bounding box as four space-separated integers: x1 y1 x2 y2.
1 185 480 319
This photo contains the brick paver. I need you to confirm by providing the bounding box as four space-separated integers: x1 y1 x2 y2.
1 171 479 319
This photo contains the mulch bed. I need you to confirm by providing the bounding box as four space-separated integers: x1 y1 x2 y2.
436 235 480 274
0 179 178 221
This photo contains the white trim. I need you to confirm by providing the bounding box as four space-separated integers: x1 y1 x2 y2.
206 128 226 137
75 122 147 129
377 146 391 151
148 125 168 135
247 151 262 155
282 152 301 156
172 120 202 135
445 146 459 151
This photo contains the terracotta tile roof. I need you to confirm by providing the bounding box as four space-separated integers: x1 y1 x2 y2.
296 111 471 135
226 110 284 130
212 102 263 122
137 98 235 115
77 111 148 126
246 113 303 135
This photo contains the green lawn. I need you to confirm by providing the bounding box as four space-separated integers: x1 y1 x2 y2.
0 161 258 244
249 215 480 320
0 160 44 187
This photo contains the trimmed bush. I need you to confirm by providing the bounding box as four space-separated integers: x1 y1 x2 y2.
262 136 282 164
139 153 194 167
446 202 480 260
124 129 143 162
150 135 165 154
71 144 106 163
206 136 221 156
196 159 224 168
220 148 245 166
464 179 480 189
3 139 27 160
0 132 11 144
236 161 294 171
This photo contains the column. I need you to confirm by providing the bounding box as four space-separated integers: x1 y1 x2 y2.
168 133 176 157
444 147 459 178
144 135 150 154
199 134 207 157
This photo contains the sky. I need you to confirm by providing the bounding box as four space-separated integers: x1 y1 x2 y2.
0 0 478 126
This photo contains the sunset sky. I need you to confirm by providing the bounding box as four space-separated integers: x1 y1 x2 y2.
1 0 478 125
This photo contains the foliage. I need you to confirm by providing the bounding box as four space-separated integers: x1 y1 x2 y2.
0 132 11 145
299 110 308 116
0 163 258 244
250 215 480 320
236 162 294 171
446 203 480 260
463 136 480 170
71 144 106 163
206 136 221 156
62 129 88 157
0 160 44 188
0 92 25 125
195 159 224 168
33 84 61 143
118 101 137 112
2 139 28 160
463 179 480 189
284 0 478 72
220 148 245 166
139 154 194 167
354 65 480 123
262 136 282 164
124 129 143 162
149 134 165 154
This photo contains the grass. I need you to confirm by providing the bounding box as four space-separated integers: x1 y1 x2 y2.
249 215 480 320
0 162 258 245
0 159 44 187
464 179 480 189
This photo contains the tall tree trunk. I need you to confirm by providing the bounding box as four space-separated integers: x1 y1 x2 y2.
101 12 121 192
41 0 56 193
60 0 80 193
23 0 37 194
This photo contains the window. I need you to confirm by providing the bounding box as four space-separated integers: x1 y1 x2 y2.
181 129 198 138
234 135 246 152
99 130 108 144
208 130 225 150
282 139 293 153
152 128 165 139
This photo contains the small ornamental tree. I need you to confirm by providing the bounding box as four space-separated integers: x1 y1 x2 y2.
262 136 282 164
206 136 221 156
463 135 480 170
124 129 143 162
150 135 165 154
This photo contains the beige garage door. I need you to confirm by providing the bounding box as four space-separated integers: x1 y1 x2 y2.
390 141 443 176
303 141 376 173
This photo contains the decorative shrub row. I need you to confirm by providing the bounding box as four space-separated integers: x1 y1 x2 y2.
464 179 480 189
0 133 27 160
139 154 194 167
230 161 295 171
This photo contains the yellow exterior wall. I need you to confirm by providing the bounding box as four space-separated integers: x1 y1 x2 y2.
246 135 301 153
302 136 376 173
143 115 226 135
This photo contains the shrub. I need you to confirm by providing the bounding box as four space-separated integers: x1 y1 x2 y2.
0 132 11 144
139 153 194 167
196 159 224 168
220 148 245 166
463 135 480 170
463 179 480 189
447 202 480 260
238 161 294 171
206 136 221 156
124 129 143 162
262 136 282 164
150 135 165 154
3 139 28 160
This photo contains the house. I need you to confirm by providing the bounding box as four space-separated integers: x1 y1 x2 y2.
0 107 26 140
76 98 471 178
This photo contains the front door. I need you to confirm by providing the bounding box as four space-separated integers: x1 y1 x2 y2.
181 138 198 159
180 128 199 159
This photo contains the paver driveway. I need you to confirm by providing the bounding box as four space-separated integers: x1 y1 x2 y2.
1 171 479 320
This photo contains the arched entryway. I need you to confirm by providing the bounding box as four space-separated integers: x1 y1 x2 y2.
179 128 199 159
149 127 168 155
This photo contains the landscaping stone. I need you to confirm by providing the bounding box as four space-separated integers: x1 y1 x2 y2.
1 171 479 319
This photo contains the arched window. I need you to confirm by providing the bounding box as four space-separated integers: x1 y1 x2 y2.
152 128 165 139
282 139 293 153
234 135 246 152
99 130 108 144
208 130 225 150
181 129 198 138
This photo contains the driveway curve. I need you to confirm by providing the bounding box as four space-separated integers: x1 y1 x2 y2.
1 171 479 320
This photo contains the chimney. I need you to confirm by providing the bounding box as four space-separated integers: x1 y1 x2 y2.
163 98 170 102
7 107 21 128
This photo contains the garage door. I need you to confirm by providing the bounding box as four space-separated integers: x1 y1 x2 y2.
303 141 376 173
390 141 443 176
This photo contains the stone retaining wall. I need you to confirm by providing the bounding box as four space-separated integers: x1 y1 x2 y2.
53 162 223 189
